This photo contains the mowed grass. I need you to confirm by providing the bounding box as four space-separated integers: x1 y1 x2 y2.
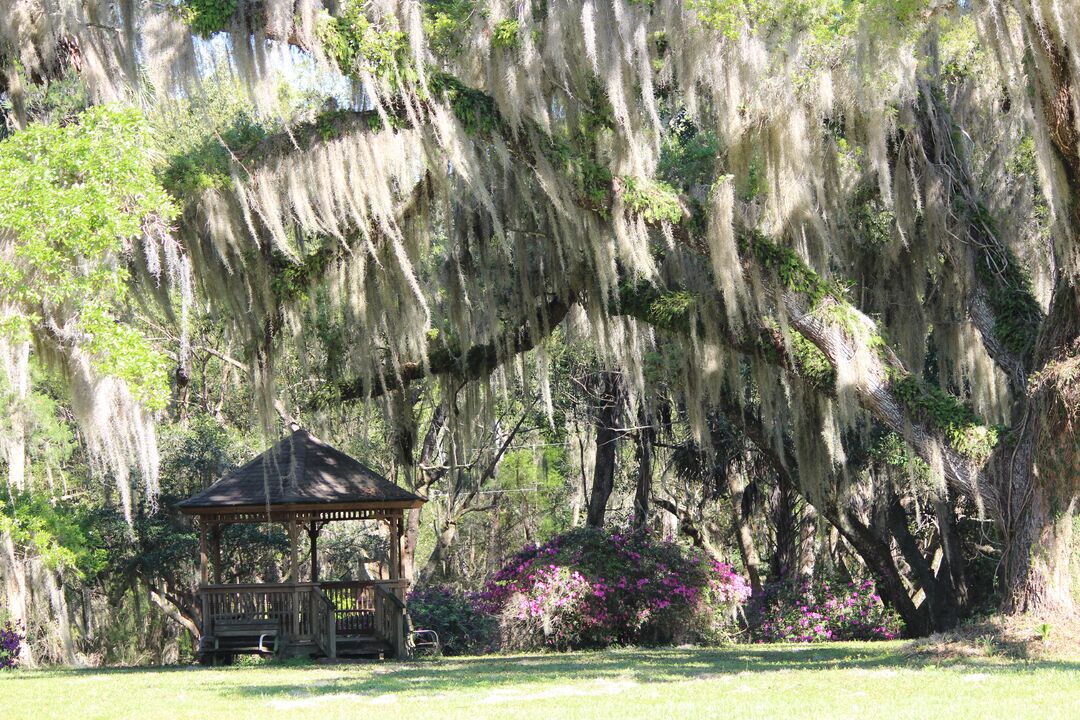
2 642 1079 720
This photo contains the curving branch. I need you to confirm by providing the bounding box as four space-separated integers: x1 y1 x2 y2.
334 292 576 402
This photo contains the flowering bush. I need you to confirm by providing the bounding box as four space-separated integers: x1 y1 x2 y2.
480 527 750 650
0 619 23 670
407 586 497 655
750 579 903 643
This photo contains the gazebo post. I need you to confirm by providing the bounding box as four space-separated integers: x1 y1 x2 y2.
308 520 319 583
287 518 299 583
389 513 401 583
211 524 222 584
288 517 300 638
198 518 209 586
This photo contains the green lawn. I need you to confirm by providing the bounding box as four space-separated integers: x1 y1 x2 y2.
2 643 1078 719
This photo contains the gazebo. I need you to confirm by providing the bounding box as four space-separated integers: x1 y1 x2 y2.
178 426 425 661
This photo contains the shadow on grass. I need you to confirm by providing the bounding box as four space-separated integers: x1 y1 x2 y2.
219 645 1080 701
10 644 1078 700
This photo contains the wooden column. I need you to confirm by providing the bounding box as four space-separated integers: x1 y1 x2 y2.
211 524 223 584
308 521 319 583
389 514 401 581
288 519 299 583
288 518 299 637
198 518 209 585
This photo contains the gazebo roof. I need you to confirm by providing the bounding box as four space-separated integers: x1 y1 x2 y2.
178 427 424 516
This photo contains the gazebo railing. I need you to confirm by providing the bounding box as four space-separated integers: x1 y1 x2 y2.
198 580 408 653
320 580 409 635
312 588 336 658
199 583 327 646
374 583 407 659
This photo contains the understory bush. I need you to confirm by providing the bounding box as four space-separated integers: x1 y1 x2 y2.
1 619 24 669
750 579 903 642
407 586 497 655
479 527 750 650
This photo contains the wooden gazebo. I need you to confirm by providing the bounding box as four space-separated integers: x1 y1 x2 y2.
178 426 425 661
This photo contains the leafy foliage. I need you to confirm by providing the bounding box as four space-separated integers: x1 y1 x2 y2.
407 586 497 655
0 492 105 577
619 177 685 224
177 0 238 37
491 20 522 50
891 373 1000 460
0 106 176 408
321 4 414 86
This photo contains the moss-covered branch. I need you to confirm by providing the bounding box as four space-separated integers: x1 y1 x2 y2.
330 293 575 403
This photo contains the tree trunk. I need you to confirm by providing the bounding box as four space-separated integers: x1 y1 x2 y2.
633 409 653 527
932 496 969 616
402 507 422 582
822 505 930 637
995 285 1080 614
884 493 961 632
586 373 622 528
994 12 1080 614
0 532 32 665
997 399 1077 614
419 520 458 585
769 474 802 583
725 471 763 594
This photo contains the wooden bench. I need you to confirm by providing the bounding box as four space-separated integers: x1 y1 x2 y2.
202 616 281 655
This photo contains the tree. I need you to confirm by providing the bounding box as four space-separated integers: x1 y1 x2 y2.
1 0 1077 619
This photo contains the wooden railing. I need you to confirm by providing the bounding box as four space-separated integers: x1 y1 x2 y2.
312 588 336 658
374 584 407 658
320 580 408 637
198 580 407 656
199 583 325 645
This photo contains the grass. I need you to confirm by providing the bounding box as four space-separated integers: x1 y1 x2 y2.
2 642 1079 719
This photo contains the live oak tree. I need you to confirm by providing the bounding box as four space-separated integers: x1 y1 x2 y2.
1 0 1079 622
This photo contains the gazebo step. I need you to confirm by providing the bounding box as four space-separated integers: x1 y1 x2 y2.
336 635 392 658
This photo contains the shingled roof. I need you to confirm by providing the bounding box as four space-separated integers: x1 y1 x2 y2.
178 427 424 511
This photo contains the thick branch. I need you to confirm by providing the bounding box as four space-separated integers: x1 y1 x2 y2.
335 293 575 401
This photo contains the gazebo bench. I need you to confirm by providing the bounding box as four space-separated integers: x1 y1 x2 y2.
202 617 281 655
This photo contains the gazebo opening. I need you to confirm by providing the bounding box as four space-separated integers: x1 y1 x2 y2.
177 426 425 661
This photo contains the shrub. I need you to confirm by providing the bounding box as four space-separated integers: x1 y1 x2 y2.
407 586 497 655
0 619 23 670
479 526 750 650
750 578 903 643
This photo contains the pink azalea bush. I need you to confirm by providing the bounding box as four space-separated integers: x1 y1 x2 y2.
0 619 23 670
479 527 751 650
751 579 903 643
